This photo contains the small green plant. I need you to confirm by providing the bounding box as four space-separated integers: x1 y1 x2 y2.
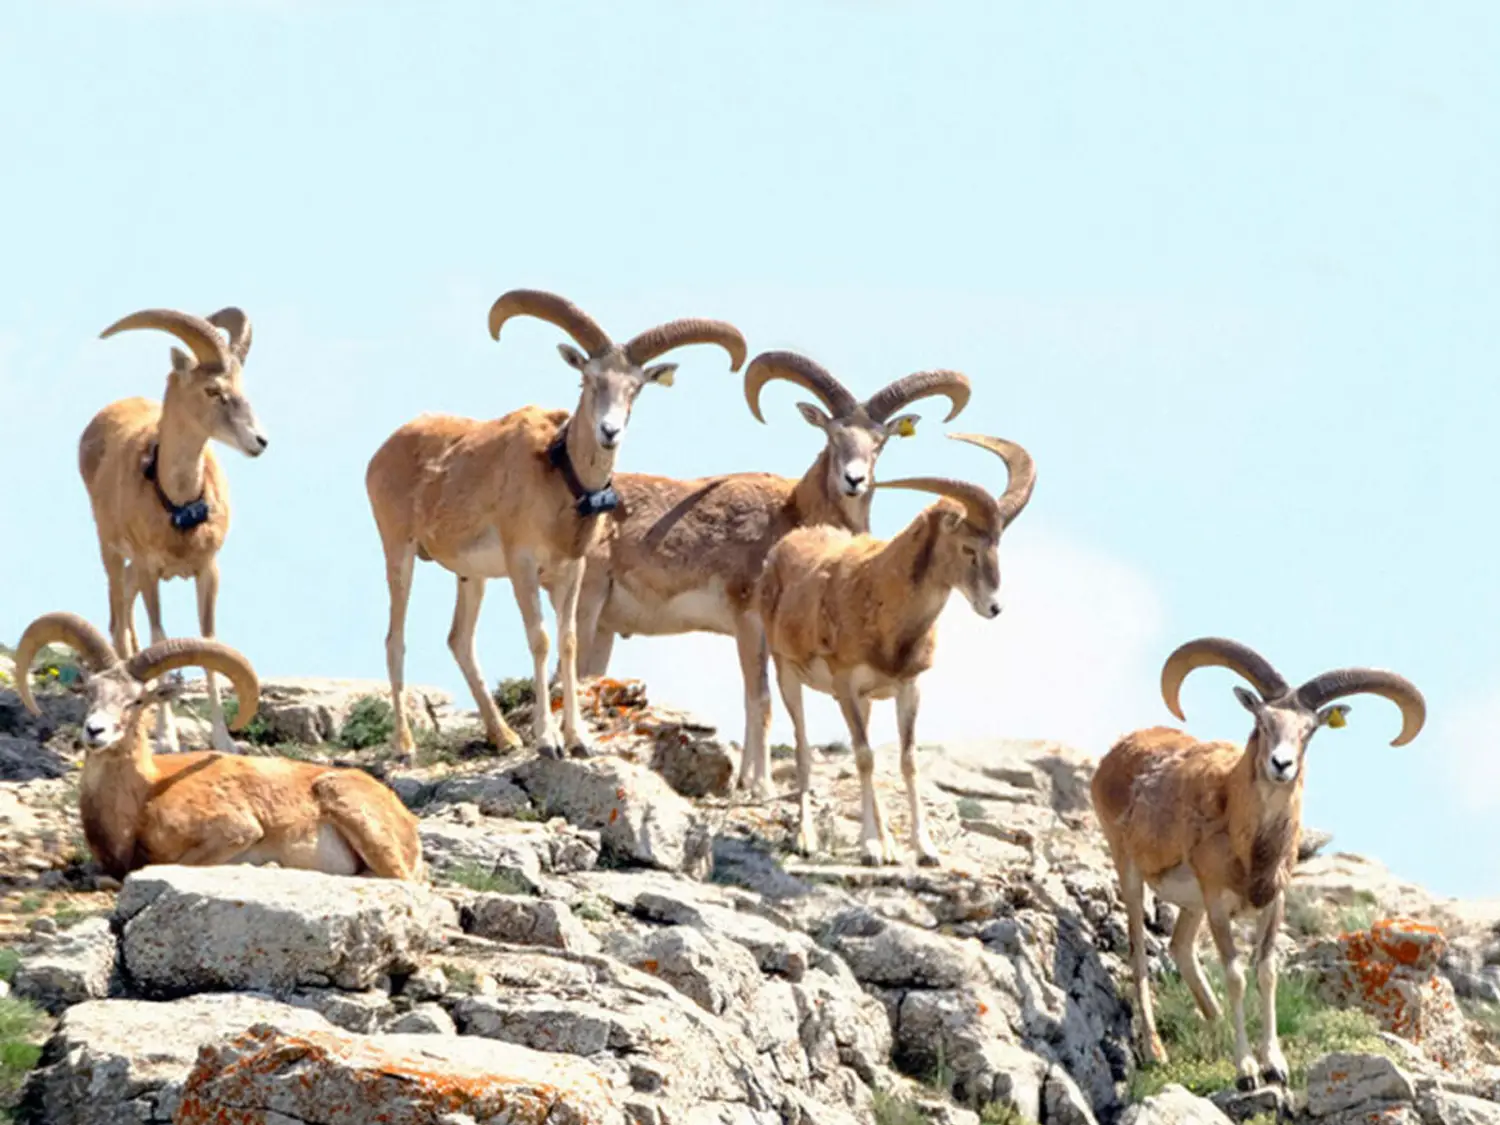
14 897 41 916
439 963 480 994
955 797 988 821
770 743 795 761
0 950 19 984
820 740 850 757
493 678 535 715
445 863 533 896
1129 967 1393 1099
1461 997 1500 1039
979 1104 1038 1125
219 697 276 746
870 1089 927 1125
570 894 612 923
338 696 395 750
0 996 46 1114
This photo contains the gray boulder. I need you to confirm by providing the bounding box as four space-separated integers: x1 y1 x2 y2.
12 916 117 1015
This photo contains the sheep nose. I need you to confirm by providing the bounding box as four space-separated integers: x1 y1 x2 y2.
255 434 269 451
986 601 1003 618
599 422 621 444
844 472 865 490
85 722 106 741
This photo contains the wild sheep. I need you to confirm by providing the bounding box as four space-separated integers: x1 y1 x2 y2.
756 433 1036 865
85 307 269 753
14 612 423 881
366 289 746 759
1090 636 1426 1088
552 351 971 796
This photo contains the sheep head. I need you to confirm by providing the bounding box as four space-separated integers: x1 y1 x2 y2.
876 433 1036 620
489 289 746 452
1161 636 1427 787
100 307 268 458
744 352 972 501
13 612 260 751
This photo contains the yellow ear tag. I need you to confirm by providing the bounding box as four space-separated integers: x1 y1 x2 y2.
1327 709 1347 729
655 370 674 388
896 418 917 438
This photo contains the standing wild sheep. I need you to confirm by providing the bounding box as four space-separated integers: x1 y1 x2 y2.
13 612 423 881
366 289 746 759
553 351 971 796
85 307 269 753
756 434 1036 866
1090 637 1426 1089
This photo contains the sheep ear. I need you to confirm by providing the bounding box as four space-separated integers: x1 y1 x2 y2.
558 343 590 371
885 413 920 439
1319 704 1351 729
170 347 194 374
1232 686 1263 714
796 402 830 431
643 363 677 387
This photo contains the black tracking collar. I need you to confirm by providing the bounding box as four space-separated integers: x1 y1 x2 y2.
547 425 619 518
142 444 211 532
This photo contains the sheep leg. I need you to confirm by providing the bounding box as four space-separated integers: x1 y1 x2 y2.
102 548 135 657
550 557 594 755
1120 859 1167 1064
383 542 419 755
195 562 236 754
508 554 565 758
1207 896 1258 1089
895 680 938 866
775 659 818 854
449 575 523 753
314 774 422 881
573 563 612 679
1253 891 1289 1086
1169 906 1222 1022
169 816 264 866
137 574 181 754
836 686 895 866
734 616 773 799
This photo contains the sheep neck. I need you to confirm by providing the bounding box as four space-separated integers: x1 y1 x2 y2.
154 396 211 507
80 725 161 879
1227 735 1303 907
790 449 870 533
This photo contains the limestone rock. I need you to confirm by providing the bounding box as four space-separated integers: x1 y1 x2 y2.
1121 1085 1235 1125
115 865 453 997
464 894 601 954
173 1022 625 1125
1306 1052 1418 1117
514 756 712 879
12 916 116 1015
20 994 335 1125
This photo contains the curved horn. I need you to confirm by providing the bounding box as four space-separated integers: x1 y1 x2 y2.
1160 637 1291 722
487 290 613 357
948 434 1036 525
1295 668 1427 747
206 307 253 363
12 613 120 717
126 639 261 732
100 309 233 370
624 319 747 372
742 351 859 423
876 476 1001 536
864 370 972 424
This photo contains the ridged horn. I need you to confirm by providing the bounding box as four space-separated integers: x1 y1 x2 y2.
206 307 252 363
624 319 747 372
1160 638 1291 723
948 434 1036 525
742 351 858 423
100 308 233 370
1295 668 1427 747
12 613 121 717
125 639 261 732
864 370 972 424
876 475 1001 535
487 289 613 357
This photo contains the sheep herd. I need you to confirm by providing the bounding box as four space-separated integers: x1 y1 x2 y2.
9 290 1430 1089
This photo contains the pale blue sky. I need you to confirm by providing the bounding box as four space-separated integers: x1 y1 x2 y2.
2 3 1497 895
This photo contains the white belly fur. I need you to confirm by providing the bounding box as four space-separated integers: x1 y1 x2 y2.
1148 863 1249 916
791 660 902 702
452 527 509 578
605 580 739 636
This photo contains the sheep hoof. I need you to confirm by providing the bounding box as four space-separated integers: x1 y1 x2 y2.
1235 1074 1259 1093
916 852 941 868
1261 1064 1289 1087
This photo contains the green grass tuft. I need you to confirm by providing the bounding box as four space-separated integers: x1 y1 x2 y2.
338 696 395 750
956 797 988 821
1129 967 1393 1100
770 743 795 761
0 951 18 985
493 678 535 715
438 963 480 994
444 862 533 896
0 996 47 1118
215 697 277 746
870 1090 928 1125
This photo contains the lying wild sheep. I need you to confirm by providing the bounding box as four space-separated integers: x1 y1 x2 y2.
14 612 423 881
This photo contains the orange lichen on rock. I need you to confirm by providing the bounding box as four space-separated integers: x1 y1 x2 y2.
174 1022 623 1125
1313 917 1471 1071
